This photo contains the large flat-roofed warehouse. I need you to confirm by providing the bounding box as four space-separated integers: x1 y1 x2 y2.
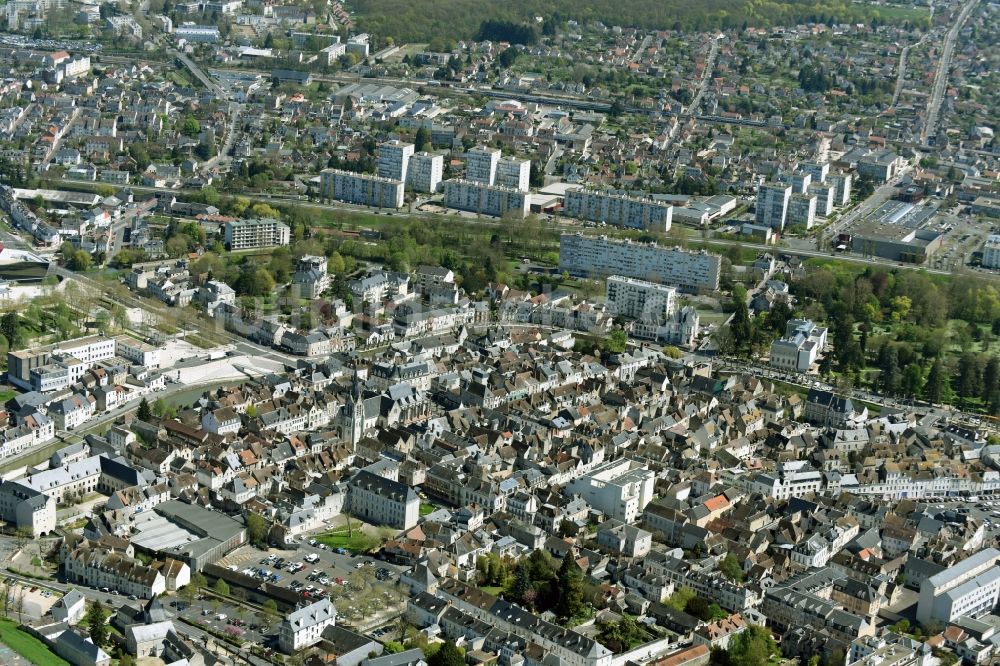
130 500 246 570
850 201 943 263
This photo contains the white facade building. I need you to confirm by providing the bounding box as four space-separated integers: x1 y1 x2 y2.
320 169 404 209
982 234 1000 270
563 189 673 231
606 275 677 324
564 459 655 523
756 182 792 231
443 179 529 219
559 233 722 292
279 598 337 653
788 193 817 229
495 156 530 192
769 319 827 373
917 549 1000 625
224 218 291 251
407 152 443 193
378 140 414 182
465 146 501 184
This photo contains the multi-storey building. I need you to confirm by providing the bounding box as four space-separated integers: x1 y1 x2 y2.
982 234 1000 270
377 140 414 182
279 598 336 653
769 319 827 372
348 469 419 530
559 234 722 293
563 189 673 231
443 179 529 219
756 182 792 231
114 336 161 368
809 182 836 217
564 459 655 523
61 536 167 598
407 152 443 193
788 193 817 229
7 334 116 391
800 161 830 183
495 156 530 192
291 255 330 299
606 275 676 324
829 172 853 206
917 549 1000 625
223 218 290 251
465 146 501 184
320 169 404 209
0 481 56 536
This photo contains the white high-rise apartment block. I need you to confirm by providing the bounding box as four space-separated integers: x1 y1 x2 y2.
559 233 722 293
606 275 677 325
788 193 817 229
829 172 852 206
756 182 792 231
465 146 501 184
443 180 528 219
224 218 291 250
320 169 404 209
809 183 836 217
801 161 830 183
563 189 673 232
496 156 530 192
790 173 812 194
378 140 414 182
407 152 443 193
981 235 1000 269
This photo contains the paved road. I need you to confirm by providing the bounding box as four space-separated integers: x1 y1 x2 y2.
921 0 978 145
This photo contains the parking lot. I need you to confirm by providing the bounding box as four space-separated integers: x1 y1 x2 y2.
216 537 408 628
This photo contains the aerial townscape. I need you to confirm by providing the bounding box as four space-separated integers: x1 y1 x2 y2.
0 0 996 665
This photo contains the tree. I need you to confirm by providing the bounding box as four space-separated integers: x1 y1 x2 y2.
555 551 585 621
718 554 745 582
214 579 230 596
512 560 533 605
956 352 984 405
725 625 777 666
137 397 152 421
179 582 196 609
246 512 269 548
1 312 19 350
902 363 924 399
181 116 201 137
262 598 279 615
924 358 951 405
730 301 752 356
429 639 465 666
85 600 110 647
414 126 431 152
604 329 628 354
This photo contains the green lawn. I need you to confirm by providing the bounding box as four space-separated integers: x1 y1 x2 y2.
0 390 16 403
419 502 436 517
480 585 504 596
0 619 71 666
315 527 379 553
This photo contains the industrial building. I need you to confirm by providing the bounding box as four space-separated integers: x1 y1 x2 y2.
849 201 943 263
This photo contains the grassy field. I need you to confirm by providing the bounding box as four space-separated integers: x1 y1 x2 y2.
0 619 71 666
315 526 380 553
419 502 436 517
